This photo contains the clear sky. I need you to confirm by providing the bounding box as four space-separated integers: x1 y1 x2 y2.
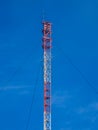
0 0 98 130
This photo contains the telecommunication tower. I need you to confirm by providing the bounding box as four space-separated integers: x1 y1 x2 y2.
42 21 52 130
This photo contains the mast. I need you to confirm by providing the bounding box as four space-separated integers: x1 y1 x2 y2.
42 21 52 130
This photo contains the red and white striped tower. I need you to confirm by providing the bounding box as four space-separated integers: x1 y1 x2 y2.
42 21 52 130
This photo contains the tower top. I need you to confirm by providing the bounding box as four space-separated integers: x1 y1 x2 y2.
42 21 52 50
42 21 52 25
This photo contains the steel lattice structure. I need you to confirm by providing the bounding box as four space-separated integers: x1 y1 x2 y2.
42 21 52 130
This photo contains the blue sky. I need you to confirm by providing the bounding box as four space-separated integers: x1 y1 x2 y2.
0 0 98 130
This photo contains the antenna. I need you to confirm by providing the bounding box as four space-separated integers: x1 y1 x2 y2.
42 9 45 21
